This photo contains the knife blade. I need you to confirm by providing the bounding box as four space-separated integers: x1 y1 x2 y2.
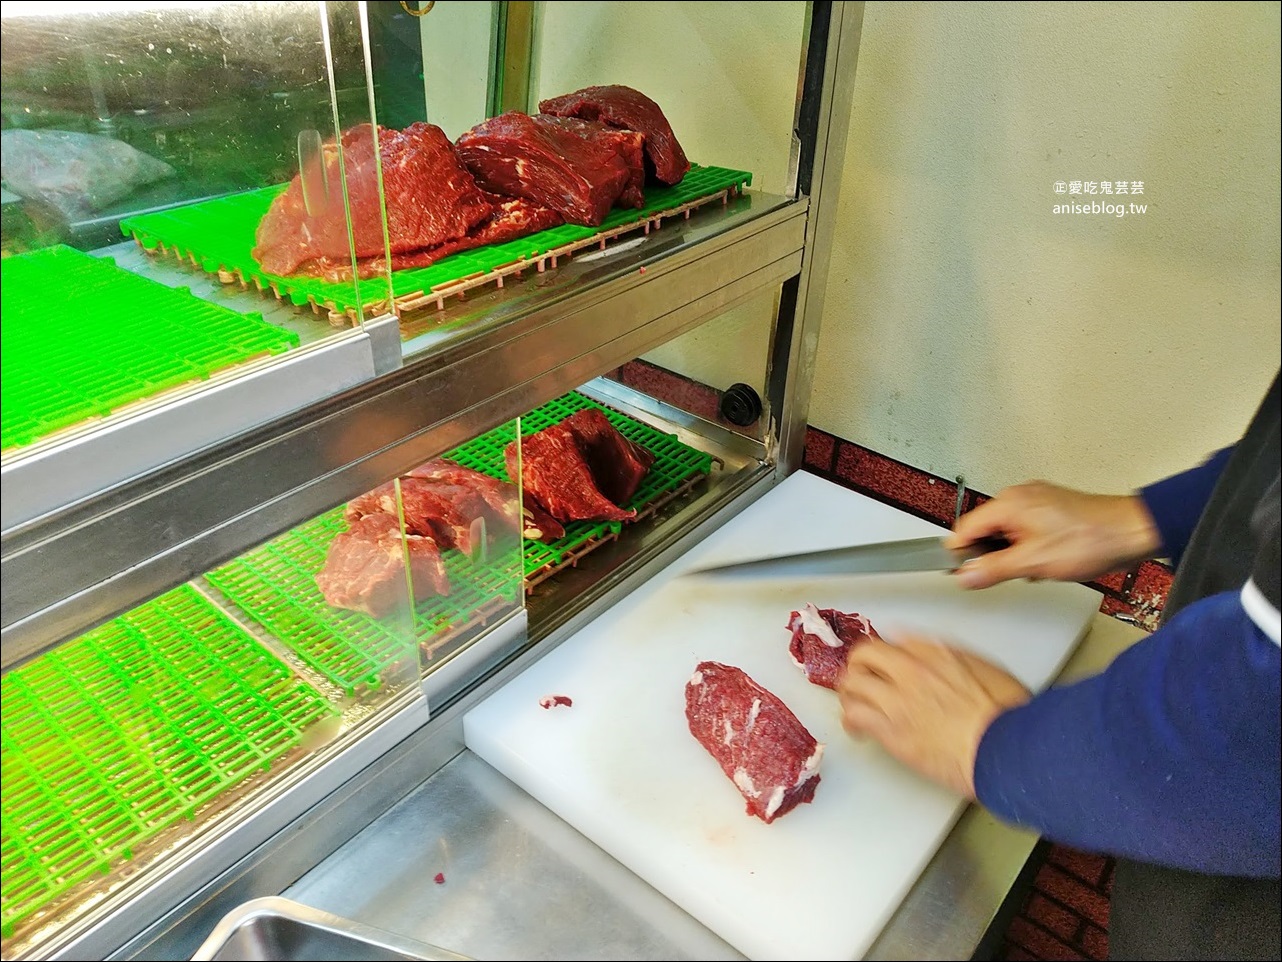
681 535 1010 582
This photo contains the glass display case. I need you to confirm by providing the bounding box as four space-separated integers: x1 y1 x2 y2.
1 2 862 958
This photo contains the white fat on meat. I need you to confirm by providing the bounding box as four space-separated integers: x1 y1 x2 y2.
796 603 843 648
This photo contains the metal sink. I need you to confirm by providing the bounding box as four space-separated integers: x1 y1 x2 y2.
191 897 472 961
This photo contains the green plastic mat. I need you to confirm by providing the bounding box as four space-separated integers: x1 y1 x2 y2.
120 164 753 319
205 512 520 698
0 585 336 941
0 245 300 452
203 391 713 695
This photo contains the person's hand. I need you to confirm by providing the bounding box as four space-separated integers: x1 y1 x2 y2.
944 481 1162 589
836 634 1031 798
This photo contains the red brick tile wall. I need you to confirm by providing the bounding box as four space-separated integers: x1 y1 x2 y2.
803 428 1174 632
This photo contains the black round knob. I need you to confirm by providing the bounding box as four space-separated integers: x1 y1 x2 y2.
719 383 763 427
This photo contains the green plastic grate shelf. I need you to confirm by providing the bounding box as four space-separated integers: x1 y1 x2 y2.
120 164 753 322
205 512 521 698
1 245 300 452
0 585 336 942
203 391 714 695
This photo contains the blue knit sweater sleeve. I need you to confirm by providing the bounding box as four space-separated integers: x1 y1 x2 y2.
1140 446 1233 567
973 590 1281 876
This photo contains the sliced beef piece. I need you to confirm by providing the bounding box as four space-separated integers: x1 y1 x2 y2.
685 661 823 824
561 407 655 506
538 85 690 186
534 115 646 209
253 122 493 277
787 603 882 690
455 111 631 226
315 513 449 618
504 423 634 524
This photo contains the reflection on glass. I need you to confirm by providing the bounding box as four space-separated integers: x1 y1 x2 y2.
0 1 388 458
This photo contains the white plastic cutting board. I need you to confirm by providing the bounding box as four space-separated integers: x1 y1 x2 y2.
464 472 1100 961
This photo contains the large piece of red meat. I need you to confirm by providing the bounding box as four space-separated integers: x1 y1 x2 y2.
345 477 489 557
252 122 493 277
786 603 881 690
314 513 449 618
685 661 823 824
561 407 655 505
536 115 646 209
455 111 632 226
407 459 564 543
310 192 564 282
504 408 654 524
538 85 690 186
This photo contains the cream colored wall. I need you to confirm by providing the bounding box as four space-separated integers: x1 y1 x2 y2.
419 1 493 141
812 1 1281 496
531 1 809 397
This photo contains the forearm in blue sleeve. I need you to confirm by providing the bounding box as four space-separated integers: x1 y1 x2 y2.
973 590 1281 877
1140 446 1233 567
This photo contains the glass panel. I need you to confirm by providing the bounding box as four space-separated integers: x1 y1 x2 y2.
0 1 382 459
605 288 779 446
1 464 474 954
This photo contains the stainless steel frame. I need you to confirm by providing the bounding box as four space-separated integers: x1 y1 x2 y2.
2 196 804 670
769 1 865 477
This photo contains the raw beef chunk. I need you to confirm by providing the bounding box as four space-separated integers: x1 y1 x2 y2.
787 603 881 690
539 85 690 185
344 466 534 557
406 458 564 542
407 459 519 530
504 408 654 524
455 111 631 226
505 423 633 524
311 193 563 281
315 513 449 618
344 478 480 556
253 122 493 277
561 408 655 505
535 115 646 209
685 661 823 824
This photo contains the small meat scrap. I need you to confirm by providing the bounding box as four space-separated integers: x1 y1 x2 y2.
253 122 492 277
505 407 655 526
315 513 450 618
433 872 446 885
455 111 631 226
539 84 690 185
685 661 823 824
538 694 573 709
784 602 876 692
787 603 881 690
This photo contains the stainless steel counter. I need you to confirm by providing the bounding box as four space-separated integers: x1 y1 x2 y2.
280 613 1144 961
